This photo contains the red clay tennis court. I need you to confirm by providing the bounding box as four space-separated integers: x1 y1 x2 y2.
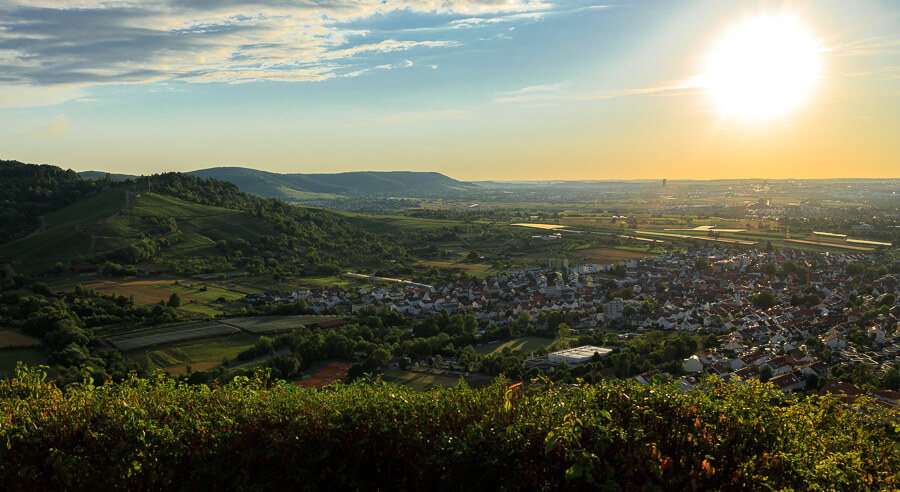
293 361 353 389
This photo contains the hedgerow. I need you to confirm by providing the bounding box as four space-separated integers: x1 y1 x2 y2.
0 365 897 490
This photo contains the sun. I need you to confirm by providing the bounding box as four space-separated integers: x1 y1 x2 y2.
703 14 823 121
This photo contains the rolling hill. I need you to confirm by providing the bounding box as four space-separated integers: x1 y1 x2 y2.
79 171 138 181
187 167 480 198
1 163 404 275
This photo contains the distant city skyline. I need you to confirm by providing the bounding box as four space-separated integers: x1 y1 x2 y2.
0 0 898 180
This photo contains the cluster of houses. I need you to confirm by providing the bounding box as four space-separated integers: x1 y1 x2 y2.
244 247 899 404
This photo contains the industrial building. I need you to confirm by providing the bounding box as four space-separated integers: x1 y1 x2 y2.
548 346 613 365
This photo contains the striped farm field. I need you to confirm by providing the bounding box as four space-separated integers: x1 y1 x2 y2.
106 322 239 351
223 315 344 334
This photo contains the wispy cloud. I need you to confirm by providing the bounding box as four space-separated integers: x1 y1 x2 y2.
579 77 703 101
29 118 72 139
832 36 900 57
345 109 467 127
0 0 549 102
493 83 566 103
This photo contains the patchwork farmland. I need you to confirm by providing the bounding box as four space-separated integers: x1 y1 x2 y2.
106 322 239 351
222 315 344 334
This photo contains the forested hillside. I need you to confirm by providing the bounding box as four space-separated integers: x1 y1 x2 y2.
188 167 480 199
1 162 405 276
1 367 897 490
0 160 105 244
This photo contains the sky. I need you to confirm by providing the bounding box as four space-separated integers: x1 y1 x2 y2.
0 0 898 180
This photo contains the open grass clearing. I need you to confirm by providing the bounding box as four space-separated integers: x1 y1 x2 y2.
0 348 46 376
474 336 555 356
0 330 41 348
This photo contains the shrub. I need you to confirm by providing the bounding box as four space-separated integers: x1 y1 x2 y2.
0 366 896 490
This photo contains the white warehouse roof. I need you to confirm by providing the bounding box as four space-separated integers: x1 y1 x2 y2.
549 345 613 364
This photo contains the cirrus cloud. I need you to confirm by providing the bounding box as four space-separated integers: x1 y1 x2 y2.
0 0 551 98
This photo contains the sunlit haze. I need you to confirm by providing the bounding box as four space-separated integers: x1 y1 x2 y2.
702 14 823 121
0 0 897 180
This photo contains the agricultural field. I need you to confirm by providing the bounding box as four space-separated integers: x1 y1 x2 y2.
380 367 491 391
568 247 657 263
106 322 239 351
135 334 259 373
53 278 249 317
0 330 41 348
414 260 499 278
342 213 471 234
510 223 565 230
474 336 555 356
223 315 344 334
0 348 46 377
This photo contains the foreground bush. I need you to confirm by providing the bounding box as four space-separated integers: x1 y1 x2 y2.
0 366 897 490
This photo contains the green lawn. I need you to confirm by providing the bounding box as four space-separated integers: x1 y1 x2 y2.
0 348 47 376
474 336 555 356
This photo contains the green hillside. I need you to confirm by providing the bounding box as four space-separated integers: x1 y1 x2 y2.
1 368 897 490
0 160 104 244
188 167 480 199
0 188 126 262
1 165 405 276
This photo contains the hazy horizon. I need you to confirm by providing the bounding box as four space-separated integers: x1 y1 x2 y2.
1 0 898 180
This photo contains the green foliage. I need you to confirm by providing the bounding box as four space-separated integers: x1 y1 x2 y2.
752 291 777 311
167 293 181 308
0 368 896 490
0 161 103 243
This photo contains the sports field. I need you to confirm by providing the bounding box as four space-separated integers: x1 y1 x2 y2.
293 360 353 389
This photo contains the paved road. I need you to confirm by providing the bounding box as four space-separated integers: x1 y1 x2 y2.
343 272 433 289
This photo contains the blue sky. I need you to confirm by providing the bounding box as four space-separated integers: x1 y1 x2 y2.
0 0 898 179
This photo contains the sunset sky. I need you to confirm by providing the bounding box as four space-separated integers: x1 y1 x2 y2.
0 0 897 180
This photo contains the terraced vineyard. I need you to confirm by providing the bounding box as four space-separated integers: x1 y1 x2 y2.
106 322 239 351
223 315 344 334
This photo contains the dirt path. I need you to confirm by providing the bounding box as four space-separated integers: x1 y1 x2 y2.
3 263 15 280
229 348 291 369
24 215 47 238
83 190 138 256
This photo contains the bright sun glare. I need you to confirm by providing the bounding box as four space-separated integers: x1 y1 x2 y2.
703 14 823 121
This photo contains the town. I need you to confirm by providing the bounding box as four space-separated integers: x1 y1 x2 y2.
243 247 900 405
